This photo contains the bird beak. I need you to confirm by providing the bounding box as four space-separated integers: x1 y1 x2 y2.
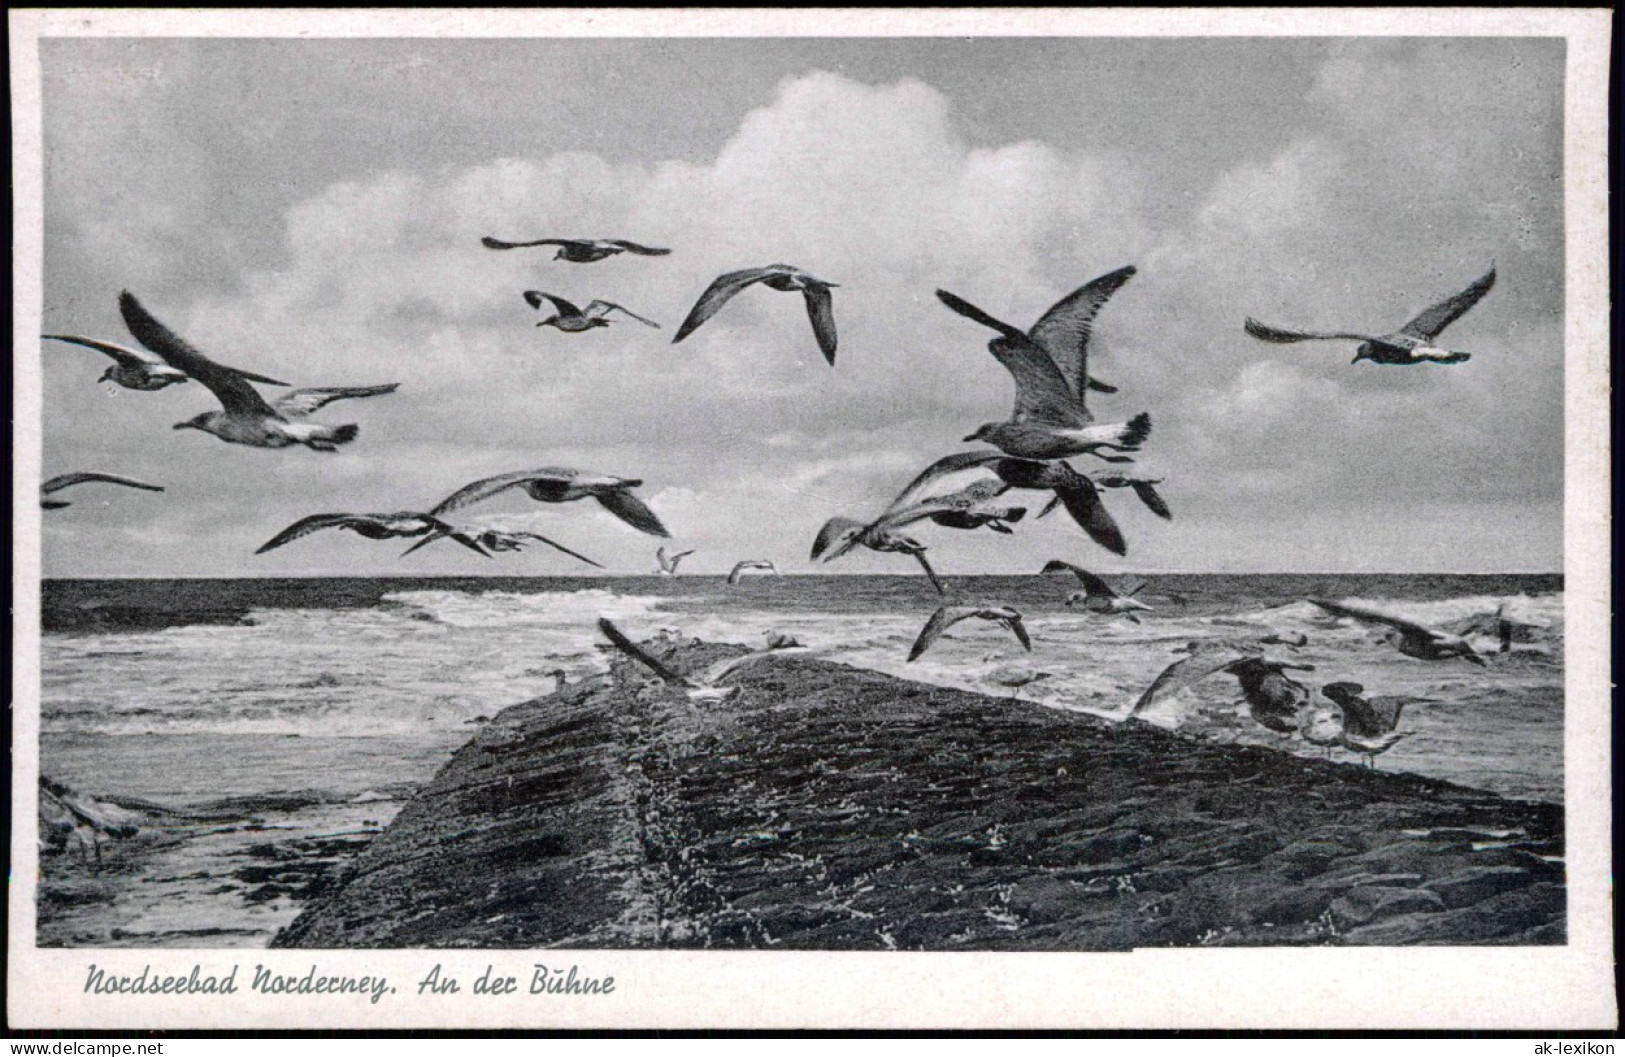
962 432 979 442
1350 353 1363 364
172 421 193 431
1282 663 1316 671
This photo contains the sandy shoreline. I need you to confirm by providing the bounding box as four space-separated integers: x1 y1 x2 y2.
255 640 1565 950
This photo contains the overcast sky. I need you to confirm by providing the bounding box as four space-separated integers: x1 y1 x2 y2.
34 35 1565 578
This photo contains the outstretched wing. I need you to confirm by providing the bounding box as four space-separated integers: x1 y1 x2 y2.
1026 265 1136 406
801 285 838 365
46 332 289 385
1310 598 1440 640
512 532 604 568
1399 265 1496 340
585 301 661 328
42 472 164 495
1132 480 1173 520
672 268 777 343
256 514 376 554
594 489 670 537
912 549 947 595
908 606 969 662
119 292 277 416
1003 613 1033 651
1035 470 1126 557
938 290 1084 428
1244 318 1378 345
482 236 574 250
1130 647 1257 717
1041 560 1117 598
427 468 579 516
605 240 671 256
882 451 1008 515
43 334 156 369
597 617 691 687
524 290 580 315
274 384 400 418
812 517 867 560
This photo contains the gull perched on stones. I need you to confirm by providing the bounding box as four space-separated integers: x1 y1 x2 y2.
41 472 164 510
523 291 660 332
1311 598 1487 665
1245 265 1495 365
673 264 839 365
44 333 287 392
119 293 398 451
936 288 1151 461
481 236 671 261
257 513 491 556
597 617 806 704
727 560 779 585
655 546 696 575
1041 561 1153 622
907 605 1031 662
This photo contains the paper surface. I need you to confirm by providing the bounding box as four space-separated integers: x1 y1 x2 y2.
8 7 1614 1031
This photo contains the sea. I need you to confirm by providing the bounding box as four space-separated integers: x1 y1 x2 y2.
34 572 1564 947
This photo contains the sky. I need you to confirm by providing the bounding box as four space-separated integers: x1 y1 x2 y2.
32 35 1566 577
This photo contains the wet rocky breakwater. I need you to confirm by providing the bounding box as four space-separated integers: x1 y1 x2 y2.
275 641 1565 949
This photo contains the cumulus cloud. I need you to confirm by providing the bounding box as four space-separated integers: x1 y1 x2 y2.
39 43 1564 576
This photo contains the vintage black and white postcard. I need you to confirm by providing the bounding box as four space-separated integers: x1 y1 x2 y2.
8 8 1615 1032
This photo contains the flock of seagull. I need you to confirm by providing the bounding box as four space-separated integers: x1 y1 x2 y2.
43 235 1506 769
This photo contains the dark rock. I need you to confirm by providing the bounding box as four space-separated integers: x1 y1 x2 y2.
1328 885 1446 928
1424 865 1533 909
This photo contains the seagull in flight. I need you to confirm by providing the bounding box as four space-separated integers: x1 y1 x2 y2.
907 605 1031 662
41 472 164 510
885 455 1126 556
44 334 288 392
1310 598 1487 665
481 237 671 262
673 264 839 365
1245 264 1496 365
655 546 696 575
1041 561 1154 621
119 293 398 451
256 513 491 557
727 560 779 585
399 524 603 567
811 517 946 594
428 468 669 535
597 617 806 703
523 291 660 332
937 287 1151 461
1039 471 1171 522
1129 646 1315 732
